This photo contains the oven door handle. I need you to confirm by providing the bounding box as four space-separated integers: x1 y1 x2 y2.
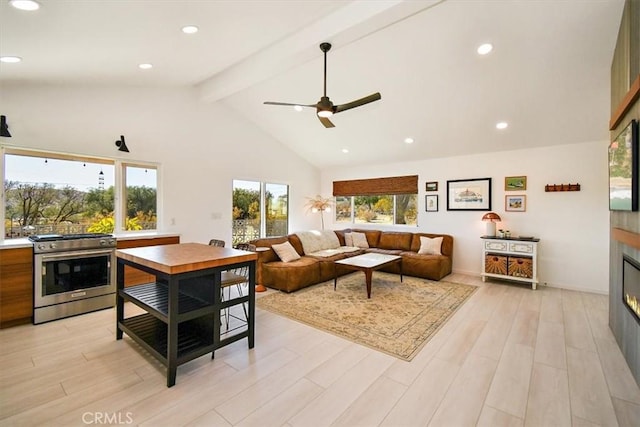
39 249 115 262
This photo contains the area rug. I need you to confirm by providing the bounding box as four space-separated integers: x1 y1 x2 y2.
257 272 477 361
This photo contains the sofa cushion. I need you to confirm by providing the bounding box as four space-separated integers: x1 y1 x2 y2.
307 246 361 258
378 232 412 251
296 230 340 254
400 251 452 280
262 257 320 293
367 248 403 256
410 233 454 257
352 229 381 247
344 232 353 246
418 236 443 255
351 232 369 248
272 241 301 262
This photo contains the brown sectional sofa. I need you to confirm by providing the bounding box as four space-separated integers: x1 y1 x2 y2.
250 229 453 293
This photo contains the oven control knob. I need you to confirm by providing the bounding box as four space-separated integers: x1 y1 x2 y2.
38 244 46 251
100 239 107 246
50 243 57 249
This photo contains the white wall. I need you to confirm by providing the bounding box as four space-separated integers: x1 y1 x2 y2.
0 84 321 244
321 141 610 294
2 83 611 293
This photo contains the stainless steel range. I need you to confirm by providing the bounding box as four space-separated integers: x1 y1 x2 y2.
29 233 117 324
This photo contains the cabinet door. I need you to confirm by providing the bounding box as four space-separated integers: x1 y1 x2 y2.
0 248 34 327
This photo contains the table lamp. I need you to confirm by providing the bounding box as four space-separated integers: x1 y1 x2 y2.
482 212 501 236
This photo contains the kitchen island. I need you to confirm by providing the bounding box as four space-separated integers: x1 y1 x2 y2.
116 243 257 387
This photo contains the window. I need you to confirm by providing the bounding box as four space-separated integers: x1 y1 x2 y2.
232 180 288 245
332 175 418 226
335 196 352 223
265 183 288 237
2 148 158 239
337 194 418 225
122 164 157 231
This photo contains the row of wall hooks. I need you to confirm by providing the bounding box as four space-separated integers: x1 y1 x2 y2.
545 183 581 192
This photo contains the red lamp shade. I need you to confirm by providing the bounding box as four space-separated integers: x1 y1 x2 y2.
482 212 501 222
481 212 501 236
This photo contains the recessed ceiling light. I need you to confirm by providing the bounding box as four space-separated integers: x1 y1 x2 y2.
342 148 349 154
181 25 199 34
138 63 153 70
477 43 493 55
9 0 40 11
404 137 414 144
0 56 22 63
293 105 303 112
496 121 508 130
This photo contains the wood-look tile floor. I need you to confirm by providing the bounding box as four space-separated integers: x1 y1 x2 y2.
1 274 639 426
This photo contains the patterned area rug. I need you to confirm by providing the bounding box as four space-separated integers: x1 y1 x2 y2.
257 272 477 361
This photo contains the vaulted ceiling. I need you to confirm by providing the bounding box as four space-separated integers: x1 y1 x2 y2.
0 0 625 168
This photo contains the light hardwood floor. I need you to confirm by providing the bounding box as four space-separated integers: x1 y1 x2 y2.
1 274 639 426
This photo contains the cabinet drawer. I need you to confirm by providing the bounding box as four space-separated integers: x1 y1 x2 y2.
509 242 534 254
508 256 533 278
485 241 508 251
485 254 508 275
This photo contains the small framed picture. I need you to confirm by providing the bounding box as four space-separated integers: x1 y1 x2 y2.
505 195 526 212
425 181 438 192
425 195 438 212
505 176 527 191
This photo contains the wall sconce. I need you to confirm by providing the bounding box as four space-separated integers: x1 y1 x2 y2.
306 195 332 230
1 115 12 137
481 212 501 236
115 135 129 152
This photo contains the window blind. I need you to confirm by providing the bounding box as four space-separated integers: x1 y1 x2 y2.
333 175 418 196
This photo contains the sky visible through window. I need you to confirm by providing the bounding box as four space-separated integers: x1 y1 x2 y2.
233 179 288 200
5 155 155 191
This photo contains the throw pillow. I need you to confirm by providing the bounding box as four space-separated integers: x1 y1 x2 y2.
418 236 443 255
272 241 301 262
344 232 354 246
351 232 369 248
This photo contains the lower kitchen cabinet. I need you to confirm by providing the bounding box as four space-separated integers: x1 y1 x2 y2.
0 247 33 328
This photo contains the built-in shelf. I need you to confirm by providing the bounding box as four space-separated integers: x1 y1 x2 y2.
612 227 640 250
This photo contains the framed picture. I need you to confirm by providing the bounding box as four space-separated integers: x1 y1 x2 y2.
505 176 527 191
425 181 438 192
609 119 638 211
505 195 526 212
446 178 492 211
425 195 438 211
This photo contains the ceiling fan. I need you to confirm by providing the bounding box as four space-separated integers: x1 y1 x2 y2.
264 42 381 128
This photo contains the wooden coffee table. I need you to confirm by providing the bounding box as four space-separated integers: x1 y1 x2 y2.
334 253 403 298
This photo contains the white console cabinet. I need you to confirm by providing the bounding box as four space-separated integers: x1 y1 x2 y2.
481 236 539 290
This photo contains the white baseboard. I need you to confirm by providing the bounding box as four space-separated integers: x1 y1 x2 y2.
450 268 609 296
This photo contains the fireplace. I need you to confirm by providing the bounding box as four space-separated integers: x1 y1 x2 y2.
623 255 640 324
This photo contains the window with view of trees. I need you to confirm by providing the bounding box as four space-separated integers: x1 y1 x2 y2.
336 194 418 225
332 175 418 226
2 150 158 238
123 165 157 231
232 180 288 245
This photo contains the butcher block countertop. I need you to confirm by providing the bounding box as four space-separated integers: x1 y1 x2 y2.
116 243 257 275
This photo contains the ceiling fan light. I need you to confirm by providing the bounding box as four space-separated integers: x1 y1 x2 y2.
317 109 333 118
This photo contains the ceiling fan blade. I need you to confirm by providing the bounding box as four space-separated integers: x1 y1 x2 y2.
334 92 381 114
264 101 315 108
318 116 335 128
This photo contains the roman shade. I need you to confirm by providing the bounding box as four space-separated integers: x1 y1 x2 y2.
333 175 418 196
